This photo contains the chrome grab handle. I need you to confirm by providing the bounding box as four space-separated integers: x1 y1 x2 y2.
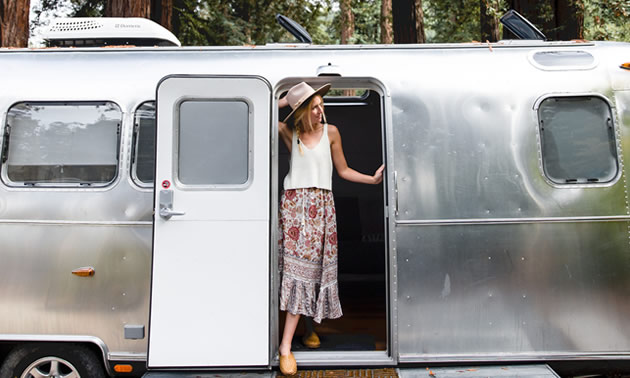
394 170 399 217
159 189 186 220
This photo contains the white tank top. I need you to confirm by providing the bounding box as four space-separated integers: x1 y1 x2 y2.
283 124 333 191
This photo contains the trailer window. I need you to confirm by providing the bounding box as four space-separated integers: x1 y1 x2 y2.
2 102 121 186
177 100 249 186
538 96 618 185
132 101 156 186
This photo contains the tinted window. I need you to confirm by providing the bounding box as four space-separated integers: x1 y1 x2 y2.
178 100 249 186
133 102 156 185
3 102 121 185
538 96 618 184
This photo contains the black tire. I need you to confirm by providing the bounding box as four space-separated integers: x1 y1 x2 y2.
0 343 106 378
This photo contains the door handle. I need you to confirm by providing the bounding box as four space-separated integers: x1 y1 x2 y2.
159 189 186 220
159 207 186 219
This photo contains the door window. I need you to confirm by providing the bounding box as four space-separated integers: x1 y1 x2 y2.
177 100 250 187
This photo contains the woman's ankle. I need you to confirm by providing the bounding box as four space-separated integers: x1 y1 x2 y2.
279 343 292 356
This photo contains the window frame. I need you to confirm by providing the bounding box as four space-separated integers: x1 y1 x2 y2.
0 100 123 189
130 100 156 189
528 50 598 71
534 93 621 188
172 96 254 191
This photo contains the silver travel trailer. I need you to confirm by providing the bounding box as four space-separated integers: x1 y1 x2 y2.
1 16 630 378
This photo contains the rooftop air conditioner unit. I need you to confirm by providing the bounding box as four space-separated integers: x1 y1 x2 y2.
43 17 181 47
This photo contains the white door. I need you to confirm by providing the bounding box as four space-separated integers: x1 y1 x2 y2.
148 76 270 368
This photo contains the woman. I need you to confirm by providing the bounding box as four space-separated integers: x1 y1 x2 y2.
278 82 384 375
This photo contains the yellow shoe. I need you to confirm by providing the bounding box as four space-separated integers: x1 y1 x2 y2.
302 331 321 349
279 352 297 376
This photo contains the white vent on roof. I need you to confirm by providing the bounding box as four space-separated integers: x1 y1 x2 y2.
43 17 181 47
49 19 104 32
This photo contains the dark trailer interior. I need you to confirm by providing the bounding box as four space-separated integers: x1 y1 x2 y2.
278 88 387 353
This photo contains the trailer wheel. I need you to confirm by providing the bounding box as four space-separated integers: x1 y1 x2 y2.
0 343 106 378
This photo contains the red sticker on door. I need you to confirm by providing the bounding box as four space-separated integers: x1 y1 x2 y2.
161 180 171 189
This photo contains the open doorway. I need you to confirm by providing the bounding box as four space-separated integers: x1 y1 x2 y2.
276 83 387 357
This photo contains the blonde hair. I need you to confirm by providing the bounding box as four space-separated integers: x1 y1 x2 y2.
292 95 326 155
293 95 326 132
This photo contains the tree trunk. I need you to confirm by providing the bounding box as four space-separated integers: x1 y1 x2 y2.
340 0 354 44
480 0 501 42
393 0 425 43
0 0 31 47
555 0 584 40
380 0 393 44
105 0 151 18
414 0 425 43
151 0 173 31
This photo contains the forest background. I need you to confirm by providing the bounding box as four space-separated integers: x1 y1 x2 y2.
0 0 628 48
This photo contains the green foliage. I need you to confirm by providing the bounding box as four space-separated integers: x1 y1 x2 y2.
423 0 482 43
583 0 630 41
29 0 630 46
70 0 105 17
330 0 381 44
173 0 333 46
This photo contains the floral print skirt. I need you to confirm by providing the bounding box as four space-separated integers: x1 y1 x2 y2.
279 188 342 323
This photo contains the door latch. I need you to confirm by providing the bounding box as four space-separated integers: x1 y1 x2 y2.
159 189 186 220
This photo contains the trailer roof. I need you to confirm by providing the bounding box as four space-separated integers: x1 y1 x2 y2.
1 39 599 54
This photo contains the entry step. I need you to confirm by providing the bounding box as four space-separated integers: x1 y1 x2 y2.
144 366 557 378
145 368 398 378
278 368 398 377
398 365 559 378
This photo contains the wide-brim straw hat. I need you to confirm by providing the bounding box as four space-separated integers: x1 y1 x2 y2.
283 82 331 123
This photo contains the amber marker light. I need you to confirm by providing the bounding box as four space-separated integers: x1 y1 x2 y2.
71 267 95 277
114 364 133 373
621 63 630 70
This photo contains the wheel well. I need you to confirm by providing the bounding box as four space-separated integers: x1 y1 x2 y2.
0 340 109 376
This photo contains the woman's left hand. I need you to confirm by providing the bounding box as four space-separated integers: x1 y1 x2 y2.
372 164 385 184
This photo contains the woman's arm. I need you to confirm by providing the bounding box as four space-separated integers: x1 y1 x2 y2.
278 97 292 151
279 121 292 152
329 124 384 185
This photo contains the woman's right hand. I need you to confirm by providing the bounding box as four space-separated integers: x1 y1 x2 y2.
372 164 385 185
279 97 289 108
